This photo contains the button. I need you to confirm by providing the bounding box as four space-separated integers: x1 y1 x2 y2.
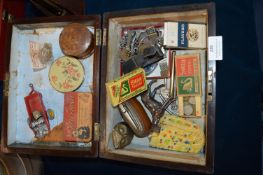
47 109 55 120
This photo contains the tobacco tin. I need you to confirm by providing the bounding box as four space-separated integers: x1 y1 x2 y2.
49 56 84 92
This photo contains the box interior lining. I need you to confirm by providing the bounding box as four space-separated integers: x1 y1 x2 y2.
7 22 95 149
105 9 208 165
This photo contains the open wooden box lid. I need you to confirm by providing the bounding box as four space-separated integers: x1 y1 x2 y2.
1 2 216 173
1 15 101 157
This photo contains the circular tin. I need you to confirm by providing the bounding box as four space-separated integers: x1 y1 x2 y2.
49 56 84 92
59 23 94 59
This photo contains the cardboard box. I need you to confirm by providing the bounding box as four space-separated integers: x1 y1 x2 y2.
164 22 207 48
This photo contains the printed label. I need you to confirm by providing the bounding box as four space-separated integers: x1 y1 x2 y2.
176 54 201 96
64 92 92 143
164 22 206 48
178 22 188 47
121 81 130 97
129 74 144 92
208 36 223 60
105 68 147 106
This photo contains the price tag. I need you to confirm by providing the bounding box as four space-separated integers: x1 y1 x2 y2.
208 36 223 60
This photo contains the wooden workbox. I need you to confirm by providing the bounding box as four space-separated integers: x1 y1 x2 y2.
1 2 216 173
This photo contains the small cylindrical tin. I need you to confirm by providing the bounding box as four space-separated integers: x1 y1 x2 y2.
59 23 94 59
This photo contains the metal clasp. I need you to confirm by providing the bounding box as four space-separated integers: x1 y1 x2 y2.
207 70 213 101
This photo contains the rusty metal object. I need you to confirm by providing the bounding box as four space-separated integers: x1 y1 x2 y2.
112 122 134 149
141 80 176 131
59 23 94 59
119 98 152 138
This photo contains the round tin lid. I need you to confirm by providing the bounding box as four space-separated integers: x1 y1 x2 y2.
49 56 84 92
59 23 94 59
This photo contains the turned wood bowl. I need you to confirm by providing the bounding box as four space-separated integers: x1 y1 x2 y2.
59 23 94 59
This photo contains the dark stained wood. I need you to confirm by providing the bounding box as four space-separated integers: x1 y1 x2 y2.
100 2 216 173
1 15 101 157
1 2 217 172
31 0 86 16
205 3 216 173
52 0 86 15
0 0 26 80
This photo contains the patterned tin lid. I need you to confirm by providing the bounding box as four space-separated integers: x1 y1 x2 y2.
49 56 84 92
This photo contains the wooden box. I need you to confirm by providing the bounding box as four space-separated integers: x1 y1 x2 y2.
1 2 216 173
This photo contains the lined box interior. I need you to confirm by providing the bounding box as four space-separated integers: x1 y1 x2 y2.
104 9 209 165
7 21 96 151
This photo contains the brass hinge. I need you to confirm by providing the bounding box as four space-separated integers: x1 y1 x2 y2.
207 70 213 101
95 28 101 46
3 73 10 97
94 122 100 141
2 10 14 23
102 28 107 46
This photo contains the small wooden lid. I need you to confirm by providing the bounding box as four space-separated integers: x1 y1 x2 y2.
59 23 94 59
49 56 85 92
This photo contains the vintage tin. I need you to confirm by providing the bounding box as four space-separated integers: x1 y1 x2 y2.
63 92 93 143
59 23 94 59
48 56 85 92
105 68 147 107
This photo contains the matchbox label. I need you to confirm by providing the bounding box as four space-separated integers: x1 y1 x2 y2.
105 68 147 106
178 22 188 47
64 92 92 143
121 81 130 97
111 85 117 97
176 54 201 96
129 74 144 91
177 76 197 95
176 56 197 76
